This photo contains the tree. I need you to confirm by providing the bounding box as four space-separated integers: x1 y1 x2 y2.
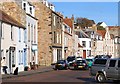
75 17 95 28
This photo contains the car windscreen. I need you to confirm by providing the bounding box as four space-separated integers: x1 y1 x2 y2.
94 59 107 65
57 60 65 64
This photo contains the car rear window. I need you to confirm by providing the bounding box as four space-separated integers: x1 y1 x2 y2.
94 59 107 65
76 60 86 63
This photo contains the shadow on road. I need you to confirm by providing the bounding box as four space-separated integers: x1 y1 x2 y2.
76 77 114 84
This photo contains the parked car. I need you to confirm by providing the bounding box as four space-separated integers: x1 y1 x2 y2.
76 56 83 60
54 60 69 70
94 55 111 59
86 58 94 68
90 58 120 83
67 56 76 69
73 59 88 70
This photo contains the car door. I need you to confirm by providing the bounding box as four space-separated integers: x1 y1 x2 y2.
106 59 118 79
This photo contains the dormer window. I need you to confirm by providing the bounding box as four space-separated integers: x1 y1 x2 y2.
23 3 26 11
30 7 32 14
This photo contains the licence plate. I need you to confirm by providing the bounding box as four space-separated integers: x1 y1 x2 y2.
58 64 62 65
78 66 83 68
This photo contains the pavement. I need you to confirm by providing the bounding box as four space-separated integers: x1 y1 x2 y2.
2 66 53 79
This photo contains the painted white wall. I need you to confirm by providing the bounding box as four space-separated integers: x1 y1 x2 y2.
96 41 104 55
79 38 91 58
26 14 38 66
1 22 25 74
99 22 108 28
53 49 57 63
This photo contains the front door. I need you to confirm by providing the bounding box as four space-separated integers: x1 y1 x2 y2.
9 47 15 74
83 50 86 59
106 59 118 79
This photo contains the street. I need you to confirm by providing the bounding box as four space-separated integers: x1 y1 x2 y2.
2 69 113 83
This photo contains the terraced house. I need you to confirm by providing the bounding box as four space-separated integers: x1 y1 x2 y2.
32 0 63 65
0 10 26 74
0 0 27 74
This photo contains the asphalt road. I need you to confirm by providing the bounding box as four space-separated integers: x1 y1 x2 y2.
2 69 114 83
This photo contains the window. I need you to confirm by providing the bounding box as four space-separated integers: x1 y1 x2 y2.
1 50 4 58
30 7 32 14
1 23 4 38
94 59 107 65
89 41 91 47
21 51 23 64
19 50 23 65
118 60 120 67
28 23 30 42
59 33 61 44
53 16 56 26
19 28 21 42
31 24 33 42
11 26 13 40
12 51 15 65
34 25 36 43
19 50 21 65
82 41 86 47
109 60 116 67
57 33 59 43
24 29 27 43
23 3 26 11
94 42 95 46
54 31 56 43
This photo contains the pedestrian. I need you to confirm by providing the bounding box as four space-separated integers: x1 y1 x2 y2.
1 57 8 74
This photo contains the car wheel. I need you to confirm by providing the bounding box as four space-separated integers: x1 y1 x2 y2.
96 73 106 83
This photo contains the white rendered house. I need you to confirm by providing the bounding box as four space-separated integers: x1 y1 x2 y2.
1 10 26 74
22 0 38 68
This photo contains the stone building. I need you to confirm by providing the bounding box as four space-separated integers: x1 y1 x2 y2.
32 1 53 66
51 12 63 63
63 17 75 58
109 26 120 58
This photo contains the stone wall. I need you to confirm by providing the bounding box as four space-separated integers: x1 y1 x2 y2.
32 2 52 66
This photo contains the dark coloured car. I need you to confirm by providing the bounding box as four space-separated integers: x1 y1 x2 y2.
67 56 76 69
73 59 88 70
54 60 69 70
95 55 111 59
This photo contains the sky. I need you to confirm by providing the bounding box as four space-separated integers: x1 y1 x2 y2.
51 2 118 26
